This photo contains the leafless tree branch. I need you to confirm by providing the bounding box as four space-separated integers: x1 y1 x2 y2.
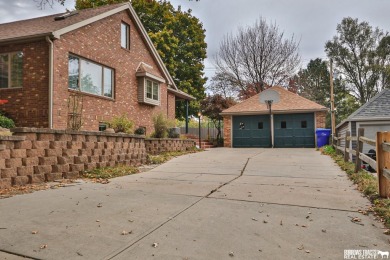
213 17 301 98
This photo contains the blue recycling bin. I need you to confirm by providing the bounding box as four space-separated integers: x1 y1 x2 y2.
316 128 331 147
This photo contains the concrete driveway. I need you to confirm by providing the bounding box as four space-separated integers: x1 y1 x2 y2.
0 148 388 260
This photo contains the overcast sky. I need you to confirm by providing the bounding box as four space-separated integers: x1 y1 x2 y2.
1 0 390 82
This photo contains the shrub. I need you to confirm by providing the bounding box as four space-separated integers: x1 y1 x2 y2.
109 114 134 133
0 115 15 129
152 113 172 138
134 127 146 135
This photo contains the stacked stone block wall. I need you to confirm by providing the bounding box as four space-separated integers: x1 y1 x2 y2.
145 139 196 155
0 128 146 189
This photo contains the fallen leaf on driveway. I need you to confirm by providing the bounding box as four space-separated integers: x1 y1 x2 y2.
31 230 38 234
297 245 304 250
251 218 258 221
121 230 132 235
40 244 47 249
280 220 283 226
263 220 268 224
229 252 234 257
351 217 361 222
384 229 390 235
301 225 307 228
97 203 103 208
305 250 310 253
152 243 158 248
322 229 326 233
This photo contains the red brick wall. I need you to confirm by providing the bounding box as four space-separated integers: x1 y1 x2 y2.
315 111 327 128
223 116 232 147
52 11 175 134
0 40 50 127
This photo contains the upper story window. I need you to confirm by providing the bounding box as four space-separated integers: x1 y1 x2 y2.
0 51 23 89
121 22 130 49
68 55 113 98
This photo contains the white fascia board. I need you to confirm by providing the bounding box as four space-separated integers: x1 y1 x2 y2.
52 4 130 39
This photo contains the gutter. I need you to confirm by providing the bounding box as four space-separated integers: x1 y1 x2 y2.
46 36 54 129
220 108 328 116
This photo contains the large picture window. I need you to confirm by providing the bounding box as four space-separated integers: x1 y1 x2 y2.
146 79 159 101
0 51 23 89
121 22 130 49
68 55 113 98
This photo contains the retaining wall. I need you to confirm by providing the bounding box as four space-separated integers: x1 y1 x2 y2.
145 138 196 155
0 128 146 189
0 128 197 189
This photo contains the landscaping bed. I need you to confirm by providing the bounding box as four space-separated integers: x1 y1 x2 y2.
322 145 390 232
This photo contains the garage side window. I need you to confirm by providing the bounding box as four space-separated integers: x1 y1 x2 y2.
258 122 263 129
281 121 287 129
301 121 307 128
239 122 245 130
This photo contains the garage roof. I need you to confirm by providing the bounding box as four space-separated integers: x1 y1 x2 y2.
336 89 390 128
221 86 327 115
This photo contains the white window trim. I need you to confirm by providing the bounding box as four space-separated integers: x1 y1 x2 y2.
121 22 130 49
145 79 160 102
68 54 114 98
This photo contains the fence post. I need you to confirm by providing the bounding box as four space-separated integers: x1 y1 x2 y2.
354 128 364 173
344 130 350 162
336 133 340 151
376 132 390 198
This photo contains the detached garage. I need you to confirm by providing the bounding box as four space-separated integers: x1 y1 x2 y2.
336 89 390 159
221 86 327 148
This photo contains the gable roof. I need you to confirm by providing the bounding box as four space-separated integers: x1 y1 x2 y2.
0 3 126 43
221 86 327 115
342 89 390 123
0 3 195 99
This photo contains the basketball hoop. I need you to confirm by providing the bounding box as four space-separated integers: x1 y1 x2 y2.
259 89 280 148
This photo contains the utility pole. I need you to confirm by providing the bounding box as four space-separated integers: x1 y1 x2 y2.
330 59 336 143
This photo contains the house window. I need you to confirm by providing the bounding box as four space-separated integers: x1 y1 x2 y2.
121 22 130 49
0 51 23 89
145 79 159 101
301 120 307 128
99 123 107 131
258 122 263 129
239 122 245 130
68 55 114 98
281 121 287 129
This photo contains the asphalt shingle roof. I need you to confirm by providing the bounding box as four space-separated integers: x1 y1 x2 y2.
0 3 127 42
347 89 390 120
221 86 327 115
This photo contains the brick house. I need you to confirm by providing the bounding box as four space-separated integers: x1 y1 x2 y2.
0 3 194 134
221 86 327 148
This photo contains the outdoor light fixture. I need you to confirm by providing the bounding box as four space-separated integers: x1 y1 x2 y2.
198 112 202 149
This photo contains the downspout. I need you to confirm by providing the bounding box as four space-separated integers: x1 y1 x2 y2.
46 36 54 129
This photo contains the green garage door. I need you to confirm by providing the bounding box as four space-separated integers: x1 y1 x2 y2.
274 113 315 148
233 115 271 147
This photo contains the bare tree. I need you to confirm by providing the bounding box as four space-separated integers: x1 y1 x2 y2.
213 17 301 98
34 0 65 9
